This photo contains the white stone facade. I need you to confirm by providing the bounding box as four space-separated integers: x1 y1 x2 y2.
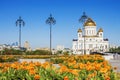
72 18 109 54
56 45 64 51
24 41 31 51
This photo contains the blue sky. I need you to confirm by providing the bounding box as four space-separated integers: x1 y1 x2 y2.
0 0 120 49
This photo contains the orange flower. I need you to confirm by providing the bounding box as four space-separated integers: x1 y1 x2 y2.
105 76 110 80
0 63 2 67
4 63 10 67
73 64 79 69
34 74 40 80
29 70 36 75
88 72 96 78
21 61 27 65
100 68 108 73
59 63 62 66
94 63 101 70
86 65 93 71
70 69 79 76
41 62 50 69
11 63 17 69
79 63 85 69
59 65 68 73
35 62 41 67
2 67 8 72
64 76 69 80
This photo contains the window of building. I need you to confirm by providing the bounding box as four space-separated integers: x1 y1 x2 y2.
89 44 93 48
96 44 97 47
79 45 81 49
105 45 107 48
90 30 91 34
75 45 77 49
90 39 92 41
79 34 81 37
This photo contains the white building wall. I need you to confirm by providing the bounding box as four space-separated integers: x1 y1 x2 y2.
84 26 96 36
56 45 64 51
72 41 78 54
73 33 109 54
98 32 103 38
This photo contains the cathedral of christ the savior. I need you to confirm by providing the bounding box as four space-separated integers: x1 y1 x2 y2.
72 14 109 54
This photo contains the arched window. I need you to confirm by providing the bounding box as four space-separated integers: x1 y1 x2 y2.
79 34 81 37
100 33 102 36
79 45 81 49
105 45 107 48
90 39 92 41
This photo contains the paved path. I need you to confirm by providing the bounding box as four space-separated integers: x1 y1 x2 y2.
109 55 120 72
109 60 120 72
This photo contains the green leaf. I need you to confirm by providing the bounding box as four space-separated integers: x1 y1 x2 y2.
25 73 32 80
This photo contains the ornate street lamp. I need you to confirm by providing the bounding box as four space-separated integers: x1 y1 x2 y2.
15 16 25 48
46 14 56 54
79 12 88 54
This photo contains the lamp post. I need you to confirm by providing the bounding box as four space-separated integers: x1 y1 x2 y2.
79 12 88 55
46 14 56 54
15 16 25 48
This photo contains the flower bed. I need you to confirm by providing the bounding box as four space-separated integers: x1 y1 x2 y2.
0 55 18 62
21 55 51 59
0 55 51 62
0 55 118 80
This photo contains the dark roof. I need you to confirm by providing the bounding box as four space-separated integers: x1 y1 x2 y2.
72 39 78 41
104 38 109 41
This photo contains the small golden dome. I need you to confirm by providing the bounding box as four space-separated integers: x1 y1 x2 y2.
77 28 82 33
98 28 103 32
84 18 96 26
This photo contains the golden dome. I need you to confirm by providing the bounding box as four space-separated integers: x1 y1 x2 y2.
84 18 96 26
77 28 82 33
98 28 103 32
